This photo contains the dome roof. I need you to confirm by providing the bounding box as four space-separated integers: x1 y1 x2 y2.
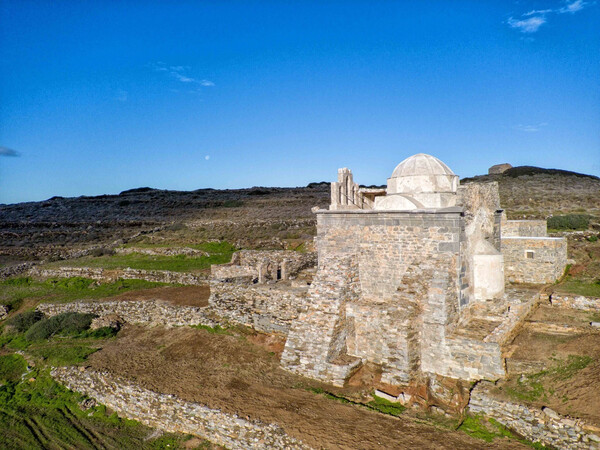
391 153 455 179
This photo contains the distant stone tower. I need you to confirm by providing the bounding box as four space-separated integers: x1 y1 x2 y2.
330 168 362 210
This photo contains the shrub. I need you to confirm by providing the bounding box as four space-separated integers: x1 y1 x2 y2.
91 247 115 257
0 354 28 383
1 277 32 287
221 200 244 208
7 310 45 333
547 214 591 230
25 312 96 341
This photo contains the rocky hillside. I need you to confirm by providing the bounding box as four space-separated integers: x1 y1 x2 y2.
2 165 599 266
461 166 600 219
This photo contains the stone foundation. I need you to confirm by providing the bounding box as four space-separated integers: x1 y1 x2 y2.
550 293 600 311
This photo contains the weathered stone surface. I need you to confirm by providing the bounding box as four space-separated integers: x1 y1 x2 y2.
488 163 512 175
52 367 311 450
550 293 600 311
502 237 567 284
29 266 207 285
37 299 219 328
469 381 600 449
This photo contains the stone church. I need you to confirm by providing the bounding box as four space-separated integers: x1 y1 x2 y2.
280 153 567 386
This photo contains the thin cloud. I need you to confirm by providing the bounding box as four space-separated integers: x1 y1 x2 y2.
116 90 128 102
514 122 548 132
0 146 20 157
152 62 215 87
508 1 591 33
508 16 546 33
559 0 587 13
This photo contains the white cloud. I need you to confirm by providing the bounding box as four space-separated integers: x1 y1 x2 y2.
205 155 210 161
508 15 547 33
152 62 214 88
515 122 548 132
508 1 591 33
559 0 587 13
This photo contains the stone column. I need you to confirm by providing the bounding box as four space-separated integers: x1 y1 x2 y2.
271 264 279 281
258 262 267 284
281 260 289 280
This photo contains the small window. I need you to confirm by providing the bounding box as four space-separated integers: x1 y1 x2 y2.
526 250 535 259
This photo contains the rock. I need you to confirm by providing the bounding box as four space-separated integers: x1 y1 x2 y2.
0 304 9 320
90 314 124 331
542 407 560 420
79 398 97 410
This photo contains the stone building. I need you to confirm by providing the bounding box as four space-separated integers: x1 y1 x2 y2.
280 153 567 386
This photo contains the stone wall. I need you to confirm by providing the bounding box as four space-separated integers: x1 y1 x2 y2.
29 266 207 285
37 299 219 328
502 220 547 237
502 237 567 284
208 281 309 334
550 293 600 311
114 247 207 256
52 367 310 450
469 381 600 449
282 210 505 385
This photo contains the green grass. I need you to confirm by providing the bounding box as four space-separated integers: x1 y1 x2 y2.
190 324 232 335
368 394 406 417
556 279 600 297
458 415 547 448
0 354 28 383
48 253 230 272
0 276 170 309
0 368 205 449
547 214 592 231
0 313 213 448
506 355 593 402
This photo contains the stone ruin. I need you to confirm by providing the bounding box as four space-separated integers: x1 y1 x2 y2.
210 153 567 389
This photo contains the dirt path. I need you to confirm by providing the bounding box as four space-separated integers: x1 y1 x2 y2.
87 326 527 449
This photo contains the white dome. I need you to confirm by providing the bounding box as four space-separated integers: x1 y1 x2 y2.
374 153 459 210
391 153 455 178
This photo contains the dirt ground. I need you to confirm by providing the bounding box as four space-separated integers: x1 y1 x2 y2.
108 285 210 307
87 326 527 449
499 305 600 427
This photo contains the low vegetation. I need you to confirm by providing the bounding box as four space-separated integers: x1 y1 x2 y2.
49 241 237 273
504 355 593 403
458 415 546 448
0 276 170 312
0 312 212 449
547 214 592 231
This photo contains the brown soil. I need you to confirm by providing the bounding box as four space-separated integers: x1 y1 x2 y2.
87 326 527 449
499 305 600 426
107 285 210 307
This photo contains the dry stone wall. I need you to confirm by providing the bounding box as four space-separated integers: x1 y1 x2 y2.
208 281 309 334
29 266 207 285
502 237 567 284
550 293 600 311
37 299 219 328
469 381 600 449
52 367 310 450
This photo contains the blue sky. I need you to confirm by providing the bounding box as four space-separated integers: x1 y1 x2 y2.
1 1 598 204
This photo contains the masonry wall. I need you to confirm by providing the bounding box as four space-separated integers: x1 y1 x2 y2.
208 281 309 334
52 367 310 450
502 237 567 284
502 220 547 237
550 293 600 311
282 210 503 385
